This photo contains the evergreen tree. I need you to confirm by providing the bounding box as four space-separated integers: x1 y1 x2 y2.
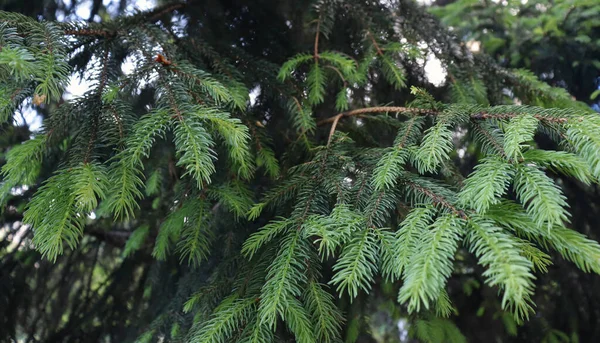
1 0 600 342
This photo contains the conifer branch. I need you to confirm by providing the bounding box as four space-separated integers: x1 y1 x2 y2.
471 120 507 158
63 29 114 37
405 181 467 219
318 106 572 128
471 112 568 124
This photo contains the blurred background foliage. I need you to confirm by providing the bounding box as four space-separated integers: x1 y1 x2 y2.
1 0 600 342
432 0 600 108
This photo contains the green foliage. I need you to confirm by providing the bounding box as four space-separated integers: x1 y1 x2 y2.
191 296 257 343
303 205 362 259
412 316 466 343
330 228 379 299
522 149 593 185
466 218 535 322
304 281 344 343
414 119 454 173
379 54 406 90
172 114 217 188
307 63 327 106
393 206 437 278
153 199 198 260
567 116 600 179
398 215 464 312
503 114 539 161
242 217 293 259
1 134 46 202
107 109 170 219
458 157 514 213
192 107 254 179
122 225 150 258
432 0 600 103
176 200 212 267
487 201 600 274
450 77 488 105
0 12 70 113
24 163 108 261
4 2 600 342
372 147 408 191
258 229 309 328
513 164 570 230
284 297 316 343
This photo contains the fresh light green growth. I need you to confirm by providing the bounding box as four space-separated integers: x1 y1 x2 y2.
6 3 600 342
107 108 170 219
23 163 109 261
391 206 437 279
458 157 514 213
486 201 600 274
372 116 425 191
177 200 213 267
521 150 593 185
398 214 464 313
466 217 535 322
503 114 539 161
0 134 46 203
513 164 570 230
330 228 379 299
257 230 310 329
414 118 455 173
192 107 254 179
566 115 600 179
302 204 362 259
172 114 217 188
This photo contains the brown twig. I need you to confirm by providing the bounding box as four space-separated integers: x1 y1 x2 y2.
162 79 183 120
147 2 187 22
326 113 344 145
318 106 433 126
317 106 571 144
397 116 418 148
314 15 321 60
325 65 347 85
406 181 468 219
84 46 110 164
471 112 569 124
64 29 114 37
471 120 506 158
367 30 384 56
97 46 110 94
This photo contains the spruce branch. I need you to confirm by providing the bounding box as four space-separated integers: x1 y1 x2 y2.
405 181 467 219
